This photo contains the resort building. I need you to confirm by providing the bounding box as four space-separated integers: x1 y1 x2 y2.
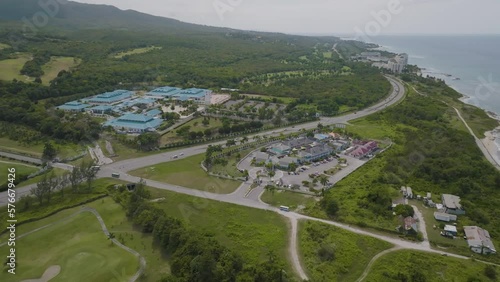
146 86 212 105
82 90 134 105
87 105 113 115
57 102 91 112
103 113 163 133
464 226 496 254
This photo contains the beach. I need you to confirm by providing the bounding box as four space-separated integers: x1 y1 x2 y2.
482 127 500 167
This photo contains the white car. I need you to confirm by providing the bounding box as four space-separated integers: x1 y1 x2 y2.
180 152 184 156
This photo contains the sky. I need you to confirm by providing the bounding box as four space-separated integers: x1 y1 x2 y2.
73 0 500 36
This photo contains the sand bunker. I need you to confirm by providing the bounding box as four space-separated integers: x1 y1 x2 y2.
21 265 61 282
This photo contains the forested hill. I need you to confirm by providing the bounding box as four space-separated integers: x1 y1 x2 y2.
0 0 225 33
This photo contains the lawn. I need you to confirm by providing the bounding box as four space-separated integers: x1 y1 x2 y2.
261 190 318 211
97 138 153 162
0 160 39 186
0 52 32 82
18 167 67 187
0 43 10 49
148 187 291 269
364 250 492 282
40 56 81 85
113 46 162 59
161 117 223 145
240 94 297 104
0 212 139 282
129 153 241 194
298 220 393 282
210 147 253 178
0 137 44 158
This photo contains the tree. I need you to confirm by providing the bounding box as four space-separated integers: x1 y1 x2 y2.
31 173 49 205
137 132 161 151
394 205 415 218
323 199 339 217
265 185 277 195
318 175 329 187
202 118 210 126
42 142 57 162
80 160 97 192
241 136 248 144
288 162 298 172
226 139 236 147
69 165 82 192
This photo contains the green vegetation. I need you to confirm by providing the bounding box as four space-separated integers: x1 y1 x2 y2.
0 160 38 187
113 46 162 58
261 190 318 211
0 212 139 281
108 180 294 281
0 43 9 49
40 56 81 85
310 79 500 245
299 221 393 282
0 52 32 81
129 154 241 194
364 250 492 282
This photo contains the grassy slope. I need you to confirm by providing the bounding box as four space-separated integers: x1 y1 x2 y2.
40 56 81 85
0 52 32 81
299 221 393 282
0 161 38 185
0 212 138 282
113 46 162 59
364 250 491 282
148 188 291 270
129 153 241 194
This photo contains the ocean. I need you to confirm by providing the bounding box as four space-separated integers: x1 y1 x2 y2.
367 35 500 152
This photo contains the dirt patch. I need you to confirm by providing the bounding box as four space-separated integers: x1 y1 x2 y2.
21 265 61 282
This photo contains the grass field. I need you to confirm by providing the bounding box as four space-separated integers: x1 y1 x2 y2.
0 43 10 50
299 221 393 282
261 190 318 211
0 160 39 186
0 212 139 282
0 137 44 157
161 117 223 145
0 52 32 82
40 56 81 85
148 187 291 269
130 154 241 194
113 46 162 59
364 250 492 282
240 94 297 104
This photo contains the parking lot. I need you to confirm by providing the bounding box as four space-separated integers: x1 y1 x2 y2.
238 151 366 193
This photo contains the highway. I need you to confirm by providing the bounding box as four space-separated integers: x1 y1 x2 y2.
0 75 405 206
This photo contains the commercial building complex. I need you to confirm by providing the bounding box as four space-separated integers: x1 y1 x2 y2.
147 86 212 105
57 101 91 112
82 90 134 105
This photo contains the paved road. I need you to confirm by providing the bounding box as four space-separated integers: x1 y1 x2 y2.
0 151 42 165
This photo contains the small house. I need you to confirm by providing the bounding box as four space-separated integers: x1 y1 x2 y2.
464 226 496 255
444 225 458 236
434 212 457 222
442 194 465 215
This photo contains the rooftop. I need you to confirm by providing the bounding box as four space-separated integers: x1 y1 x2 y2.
58 102 90 110
104 113 163 130
464 226 496 253
442 194 462 210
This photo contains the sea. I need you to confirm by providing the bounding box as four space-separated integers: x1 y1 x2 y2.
364 35 500 150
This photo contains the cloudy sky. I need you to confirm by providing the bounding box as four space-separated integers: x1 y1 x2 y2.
74 0 500 35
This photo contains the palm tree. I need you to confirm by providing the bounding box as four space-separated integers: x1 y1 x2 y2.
319 175 329 188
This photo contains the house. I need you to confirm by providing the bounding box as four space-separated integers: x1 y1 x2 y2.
269 143 292 156
464 226 496 254
103 113 163 133
328 132 342 139
434 212 457 222
401 186 414 199
442 194 465 215
444 225 458 236
399 216 418 234
349 141 378 158
314 134 330 141
298 144 333 163
331 140 350 152
254 152 270 164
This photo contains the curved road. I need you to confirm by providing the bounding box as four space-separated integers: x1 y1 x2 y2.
0 75 407 279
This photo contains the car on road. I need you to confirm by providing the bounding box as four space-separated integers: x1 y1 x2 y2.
180 152 184 156
172 155 178 159
111 173 120 178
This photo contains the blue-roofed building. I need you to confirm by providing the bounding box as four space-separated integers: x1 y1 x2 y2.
145 109 162 118
82 90 134 105
146 86 182 98
314 134 330 141
103 113 164 133
57 101 91 112
88 105 113 115
146 86 212 105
